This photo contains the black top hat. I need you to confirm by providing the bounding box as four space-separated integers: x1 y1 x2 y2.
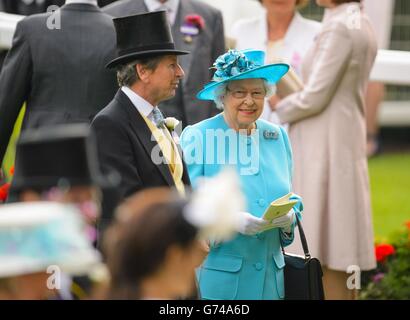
12 124 120 192
106 11 189 69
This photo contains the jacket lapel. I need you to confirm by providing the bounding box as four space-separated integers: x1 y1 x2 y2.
115 91 175 187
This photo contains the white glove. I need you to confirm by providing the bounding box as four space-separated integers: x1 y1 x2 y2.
237 211 271 235
269 209 296 233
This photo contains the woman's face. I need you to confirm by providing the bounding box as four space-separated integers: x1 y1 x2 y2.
261 0 298 15
316 0 336 8
222 79 266 131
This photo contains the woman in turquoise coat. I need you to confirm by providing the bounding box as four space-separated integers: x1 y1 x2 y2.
180 49 303 300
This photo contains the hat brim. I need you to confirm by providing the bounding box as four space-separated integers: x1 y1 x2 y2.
106 49 190 69
196 63 290 101
0 252 103 278
11 173 120 192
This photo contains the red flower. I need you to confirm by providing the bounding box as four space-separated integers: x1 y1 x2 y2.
405 220 410 230
0 183 10 202
185 14 205 30
375 244 396 263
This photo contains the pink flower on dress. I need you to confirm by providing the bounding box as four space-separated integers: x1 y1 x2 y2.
290 52 302 73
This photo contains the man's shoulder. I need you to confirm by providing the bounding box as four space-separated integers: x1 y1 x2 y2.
102 0 144 17
93 97 125 125
17 11 50 29
182 113 223 135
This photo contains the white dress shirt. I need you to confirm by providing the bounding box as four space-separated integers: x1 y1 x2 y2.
65 0 98 5
144 0 180 25
121 86 159 125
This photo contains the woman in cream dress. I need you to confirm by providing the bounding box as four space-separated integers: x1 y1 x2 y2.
274 0 378 299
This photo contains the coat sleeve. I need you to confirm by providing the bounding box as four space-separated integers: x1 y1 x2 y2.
180 125 204 189
91 114 143 200
276 21 353 125
0 19 32 165
278 126 303 247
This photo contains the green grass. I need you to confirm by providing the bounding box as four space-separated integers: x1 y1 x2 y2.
2 106 25 180
369 153 410 241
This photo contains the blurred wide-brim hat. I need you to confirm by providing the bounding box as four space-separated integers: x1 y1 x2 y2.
197 49 289 101
12 124 120 192
0 202 103 278
106 11 189 69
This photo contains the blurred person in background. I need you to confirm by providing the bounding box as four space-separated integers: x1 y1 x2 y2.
272 0 377 299
0 0 117 14
102 0 225 126
0 0 118 172
0 0 65 15
0 202 102 300
104 170 244 299
10 124 118 242
231 0 321 125
8 124 118 299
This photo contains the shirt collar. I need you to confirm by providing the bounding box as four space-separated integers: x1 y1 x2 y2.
144 0 180 25
121 86 156 119
65 0 98 6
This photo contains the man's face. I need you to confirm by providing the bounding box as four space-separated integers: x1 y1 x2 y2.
147 55 185 103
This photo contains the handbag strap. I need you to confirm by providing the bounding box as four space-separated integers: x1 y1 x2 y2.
281 214 311 259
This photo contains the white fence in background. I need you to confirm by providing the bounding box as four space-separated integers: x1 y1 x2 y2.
0 13 23 50
1 12 410 126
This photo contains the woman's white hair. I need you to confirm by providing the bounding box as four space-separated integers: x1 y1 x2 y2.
213 79 275 110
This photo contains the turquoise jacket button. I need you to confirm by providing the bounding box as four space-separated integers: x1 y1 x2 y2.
258 199 266 207
254 262 263 271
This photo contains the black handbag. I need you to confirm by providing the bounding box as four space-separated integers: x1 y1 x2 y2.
281 216 325 300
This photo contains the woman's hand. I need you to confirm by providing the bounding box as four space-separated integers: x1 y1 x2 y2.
268 94 281 111
269 209 295 233
237 211 271 235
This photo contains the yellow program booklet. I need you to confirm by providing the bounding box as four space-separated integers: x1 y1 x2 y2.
262 192 297 222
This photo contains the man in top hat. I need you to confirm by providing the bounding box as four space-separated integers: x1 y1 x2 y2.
0 0 118 170
10 123 116 299
103 0 225 126
12 124 115 205
11 123 119 236
90 11 191 226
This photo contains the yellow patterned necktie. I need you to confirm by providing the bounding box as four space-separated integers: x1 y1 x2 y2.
141 113 185 196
